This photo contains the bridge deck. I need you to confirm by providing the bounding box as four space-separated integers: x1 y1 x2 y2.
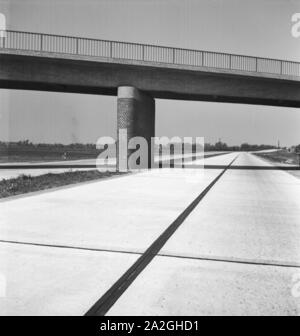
0 30 299 81
1 30 300 107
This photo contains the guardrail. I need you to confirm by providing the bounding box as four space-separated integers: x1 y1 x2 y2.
0 30 299 77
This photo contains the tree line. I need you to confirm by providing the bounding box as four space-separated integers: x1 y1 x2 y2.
0 140 295 153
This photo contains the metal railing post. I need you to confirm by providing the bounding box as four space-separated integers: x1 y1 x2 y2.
2 31 5 48
40 34 43 51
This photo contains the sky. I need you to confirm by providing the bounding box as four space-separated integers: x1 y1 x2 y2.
0 0 300 146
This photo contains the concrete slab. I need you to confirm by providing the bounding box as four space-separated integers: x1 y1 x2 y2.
0 159 106 180
233 152 273 166
0 168 220 253
161 154 300 265
187 152 238 166
107 256 300 316
0 242 138 316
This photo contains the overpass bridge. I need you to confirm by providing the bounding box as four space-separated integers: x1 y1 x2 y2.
0 30 300 168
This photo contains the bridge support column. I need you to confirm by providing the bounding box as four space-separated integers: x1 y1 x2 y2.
117 86 155 171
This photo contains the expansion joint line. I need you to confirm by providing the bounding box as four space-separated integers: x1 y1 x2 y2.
84 154 239 316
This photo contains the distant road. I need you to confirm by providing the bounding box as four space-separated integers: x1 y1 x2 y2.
0 151 227 180
250 148 280 154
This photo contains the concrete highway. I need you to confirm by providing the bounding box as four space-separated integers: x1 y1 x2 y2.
0 151 226 180
0 152 299 315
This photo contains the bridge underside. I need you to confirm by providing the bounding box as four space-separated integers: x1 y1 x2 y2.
1 52 300 107
1 51 299 170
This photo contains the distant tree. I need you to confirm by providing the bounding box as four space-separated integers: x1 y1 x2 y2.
214 141 228 151
240 143 250 151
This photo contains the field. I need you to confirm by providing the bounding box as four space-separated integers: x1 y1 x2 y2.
0 142 100 163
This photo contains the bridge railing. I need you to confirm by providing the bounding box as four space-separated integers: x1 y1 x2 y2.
0 30 299 77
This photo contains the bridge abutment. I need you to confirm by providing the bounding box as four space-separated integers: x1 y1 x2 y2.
117 86 155 171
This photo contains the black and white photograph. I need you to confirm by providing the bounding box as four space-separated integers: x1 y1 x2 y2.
0 0 300 320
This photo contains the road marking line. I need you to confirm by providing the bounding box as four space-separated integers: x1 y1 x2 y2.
85 155 239 316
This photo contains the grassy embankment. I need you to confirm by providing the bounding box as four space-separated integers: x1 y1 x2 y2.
255 150 300 166
0 170 127 199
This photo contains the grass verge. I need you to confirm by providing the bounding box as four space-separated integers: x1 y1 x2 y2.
255 150 300 166
0 170 128 199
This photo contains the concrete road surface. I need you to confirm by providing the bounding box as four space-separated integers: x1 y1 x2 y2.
0 153 194 180
0 152 300 315
0 152 226 180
